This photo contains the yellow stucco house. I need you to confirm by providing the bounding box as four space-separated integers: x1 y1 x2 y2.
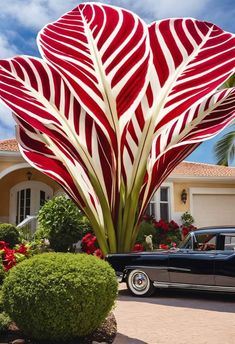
1 138 235 228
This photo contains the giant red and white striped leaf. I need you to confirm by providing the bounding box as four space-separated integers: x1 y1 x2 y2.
122 18 235 196
138 87 235 222
0 4 235 253
38 2 151 136
0 56 116 225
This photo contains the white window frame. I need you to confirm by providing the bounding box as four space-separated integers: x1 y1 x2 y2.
9 181 53 224
146 182 174 221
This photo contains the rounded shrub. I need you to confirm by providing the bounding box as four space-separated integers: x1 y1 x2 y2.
0 224 19 248
38 196 86 252
2 252 118 341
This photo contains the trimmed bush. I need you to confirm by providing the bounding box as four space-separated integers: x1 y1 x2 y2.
37 196 86 252
136 221 157 249
0 224 19 248
0 312 11 333
2 252 118 341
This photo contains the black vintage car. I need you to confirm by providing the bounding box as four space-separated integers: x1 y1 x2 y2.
106 227 235 296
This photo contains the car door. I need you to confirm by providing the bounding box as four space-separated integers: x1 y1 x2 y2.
169 250 215 285
214 233 235 287
168 232 217 285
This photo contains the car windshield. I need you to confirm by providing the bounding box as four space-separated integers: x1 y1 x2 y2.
178 233 192 249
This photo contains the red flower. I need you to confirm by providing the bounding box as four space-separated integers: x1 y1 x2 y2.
94 249 104 259
132 243 144 252
159 244 169 250
0 241 7 250
169 220 179 229
3 247 16 271
81 233 94 243
155 219 169 232
15 244 28 255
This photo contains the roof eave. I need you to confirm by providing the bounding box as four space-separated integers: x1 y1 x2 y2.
168 175 235 183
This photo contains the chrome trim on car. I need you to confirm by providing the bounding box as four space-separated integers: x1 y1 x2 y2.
168 267 191 272
125 265 167 270
153 281 235 293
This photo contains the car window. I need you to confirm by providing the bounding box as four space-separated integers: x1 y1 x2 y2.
223 235 235 251
178 233 193 249
193 233 216 251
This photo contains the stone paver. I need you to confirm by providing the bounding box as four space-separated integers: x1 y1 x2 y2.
113 284 235 344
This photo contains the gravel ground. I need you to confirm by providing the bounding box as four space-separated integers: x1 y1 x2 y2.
113 284 235 344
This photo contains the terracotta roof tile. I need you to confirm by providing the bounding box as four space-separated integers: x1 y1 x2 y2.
1 139 235 178
171 161 235 177
0 139 19 151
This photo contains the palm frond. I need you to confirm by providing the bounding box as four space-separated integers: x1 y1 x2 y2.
214 130 235 166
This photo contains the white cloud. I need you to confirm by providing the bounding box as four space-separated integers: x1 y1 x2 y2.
0 34 18 59
0 102 16 139
0 0 214 31
0 0 80 30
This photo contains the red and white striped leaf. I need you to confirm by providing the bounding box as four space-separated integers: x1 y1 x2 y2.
16 123 105 226
38 2 151 134
138 87 235 219
0 4 235 252
0 56 116 220
122 18 235 195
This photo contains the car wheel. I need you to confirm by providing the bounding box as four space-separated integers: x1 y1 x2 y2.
127 269 155 297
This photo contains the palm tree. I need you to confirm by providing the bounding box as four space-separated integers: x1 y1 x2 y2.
214 130 235 166
214 74 235 166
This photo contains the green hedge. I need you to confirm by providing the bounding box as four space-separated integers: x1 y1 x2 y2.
37 196 86 252
0 224 19 248
2 252 118 341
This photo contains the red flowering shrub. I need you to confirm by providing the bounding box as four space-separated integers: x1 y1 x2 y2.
0 241 30 272
153 219 181 248
81 233 104 258
132 243 145 252
159 244 169 250
181 225 197 239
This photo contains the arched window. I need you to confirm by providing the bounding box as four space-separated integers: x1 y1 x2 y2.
10 181 53 225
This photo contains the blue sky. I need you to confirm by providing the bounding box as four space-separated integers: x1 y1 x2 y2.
0 0 234 164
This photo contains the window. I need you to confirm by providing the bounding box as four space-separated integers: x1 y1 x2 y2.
40 191 46 206
222 235 235 251
16 188 31 225
193 233 216 251
10 181 53 226
145 186 170 221
159 187 169 222
145 197 157 218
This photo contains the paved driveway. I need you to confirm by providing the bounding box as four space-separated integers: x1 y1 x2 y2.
113 284 235 344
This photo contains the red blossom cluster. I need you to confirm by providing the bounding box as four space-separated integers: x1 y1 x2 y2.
132 243 144 252
0 241 29 271
181 225 197 238
81 233 104 258
154 219 169 232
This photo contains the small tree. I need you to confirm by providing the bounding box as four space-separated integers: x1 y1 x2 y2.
181 212 195 227
38 196 85 252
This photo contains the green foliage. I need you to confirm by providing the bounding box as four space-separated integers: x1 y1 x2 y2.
0 224 19 248
136 221 157 249
0 290 4 313
18 225 34 242
38 196 86 252
0 265 5 286
214 130 235 166
181 211 194 227
0 312 11 333
2 252 118 341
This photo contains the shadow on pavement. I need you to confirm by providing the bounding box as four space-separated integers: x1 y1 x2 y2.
118 285 235 313
113 333 148 344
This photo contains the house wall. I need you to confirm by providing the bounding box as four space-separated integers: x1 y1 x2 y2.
0 167 60 222
172 181 235 224
0 159 23 173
